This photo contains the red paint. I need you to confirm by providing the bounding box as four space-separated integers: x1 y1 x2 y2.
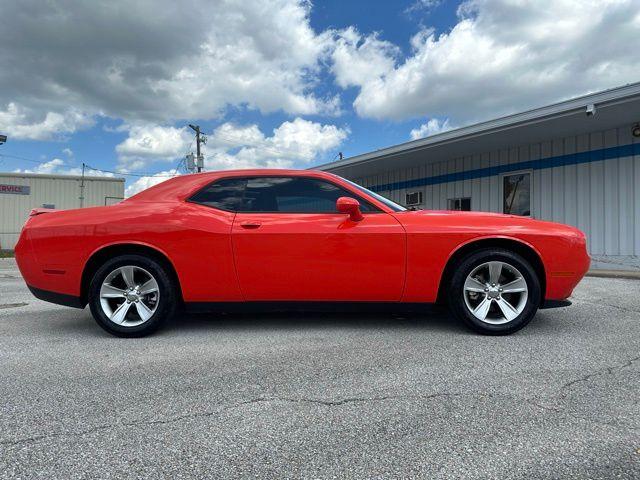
14 169 589 305
231 211 405 301
336 196 364 222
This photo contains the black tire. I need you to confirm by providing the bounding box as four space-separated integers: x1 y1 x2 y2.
447 248 541 335
88 254 177 337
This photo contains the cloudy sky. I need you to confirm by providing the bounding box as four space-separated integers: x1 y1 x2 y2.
1 0 639 195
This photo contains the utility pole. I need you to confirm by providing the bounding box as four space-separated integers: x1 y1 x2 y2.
188 124 206 173
79 162 85 208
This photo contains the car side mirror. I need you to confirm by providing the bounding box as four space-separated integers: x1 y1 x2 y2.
336 196 363 222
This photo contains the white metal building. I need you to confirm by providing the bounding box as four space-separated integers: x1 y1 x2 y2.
0 172 125 250
319 83 640 271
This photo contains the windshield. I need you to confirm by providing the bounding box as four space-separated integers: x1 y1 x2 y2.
339 177 407 212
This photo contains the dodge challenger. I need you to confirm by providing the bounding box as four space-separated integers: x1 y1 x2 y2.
15 169 590 337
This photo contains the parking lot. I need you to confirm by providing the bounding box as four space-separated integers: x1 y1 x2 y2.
1 257 639 479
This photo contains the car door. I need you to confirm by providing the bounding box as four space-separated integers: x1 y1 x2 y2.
230 175 406 301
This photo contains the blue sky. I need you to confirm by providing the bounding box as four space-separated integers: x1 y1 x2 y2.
0 0 638 194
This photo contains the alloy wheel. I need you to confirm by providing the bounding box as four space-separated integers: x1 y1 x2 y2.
99 265 160 327
463 261 528 325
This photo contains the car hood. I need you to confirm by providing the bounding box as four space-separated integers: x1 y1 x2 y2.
401 209 534 223
394 209 585 238
408 209 519 218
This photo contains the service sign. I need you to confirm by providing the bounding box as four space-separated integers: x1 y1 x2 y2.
0 184 30 195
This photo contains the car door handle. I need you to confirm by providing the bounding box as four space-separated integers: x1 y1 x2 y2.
240 221 262 229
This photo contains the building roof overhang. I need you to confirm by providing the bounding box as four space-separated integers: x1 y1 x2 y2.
316 82 640 178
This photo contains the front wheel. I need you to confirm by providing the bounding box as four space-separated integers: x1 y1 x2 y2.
88 254 177 337
447 248 541 335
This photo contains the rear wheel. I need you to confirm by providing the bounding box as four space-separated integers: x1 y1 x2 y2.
88 254 176 337
447 248 541 335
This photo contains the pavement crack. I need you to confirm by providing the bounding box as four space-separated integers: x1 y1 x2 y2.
0 302 28 309
0 391 468 448
571 296 640 315
7 367 638 449
523 355 640 429
525 398 637 430
561 355 640 392
240 391 467 407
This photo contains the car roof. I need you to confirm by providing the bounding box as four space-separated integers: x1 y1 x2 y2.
126 169 337 202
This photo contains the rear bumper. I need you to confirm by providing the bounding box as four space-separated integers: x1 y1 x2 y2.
27 285 85 309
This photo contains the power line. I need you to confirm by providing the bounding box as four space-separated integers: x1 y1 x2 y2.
1 153 185 178
0 153 46 165
177 137 195 174
83 164 180 178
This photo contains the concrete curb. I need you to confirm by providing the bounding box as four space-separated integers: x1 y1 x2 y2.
586 270 640 280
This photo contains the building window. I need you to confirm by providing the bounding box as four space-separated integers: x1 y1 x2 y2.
503 172 531 216
448 197 471 211
405 191 423 206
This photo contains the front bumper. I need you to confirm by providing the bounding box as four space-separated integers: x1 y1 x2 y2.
540 299 572 309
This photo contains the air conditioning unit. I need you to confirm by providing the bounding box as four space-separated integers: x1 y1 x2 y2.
405 191 423 206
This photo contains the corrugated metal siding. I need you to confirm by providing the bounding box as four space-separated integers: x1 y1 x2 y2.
0 175 124 249
349 125 640 269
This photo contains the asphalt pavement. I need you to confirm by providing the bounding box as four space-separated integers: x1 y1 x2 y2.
1 257 639 479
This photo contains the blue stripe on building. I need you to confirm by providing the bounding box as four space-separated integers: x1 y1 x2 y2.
370 142 640 193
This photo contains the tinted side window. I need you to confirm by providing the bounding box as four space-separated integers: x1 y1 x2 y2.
242 177 376 213
189 178 246 211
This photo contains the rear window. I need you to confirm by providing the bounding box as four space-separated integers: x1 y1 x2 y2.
188 178 246 211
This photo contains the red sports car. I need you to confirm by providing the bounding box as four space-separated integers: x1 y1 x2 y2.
15 169 589 337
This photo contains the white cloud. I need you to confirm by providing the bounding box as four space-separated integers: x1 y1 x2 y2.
342 0 640 122
115 124 193 170
28 158 65 174
0 103 94 141
124 118 349 195
331 27 399 89
166 1 340 118
125 170 179 197
410 118 453 139
0 0 338 135
210 123 265 150
205 118 349 170
117 117 348 171
62 148 74 158
13 158 114 177
405 0 443 15
3 0 638 150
